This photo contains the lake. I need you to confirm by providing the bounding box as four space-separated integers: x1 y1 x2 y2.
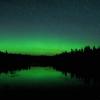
0 67 84 88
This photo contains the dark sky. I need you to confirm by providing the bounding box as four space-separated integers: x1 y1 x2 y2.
0 0 100 55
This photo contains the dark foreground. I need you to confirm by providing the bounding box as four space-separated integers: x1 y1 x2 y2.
0 85 100 99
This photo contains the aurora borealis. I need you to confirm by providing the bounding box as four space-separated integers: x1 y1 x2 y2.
0 0 100 55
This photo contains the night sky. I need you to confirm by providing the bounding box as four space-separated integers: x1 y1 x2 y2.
0 0 100 55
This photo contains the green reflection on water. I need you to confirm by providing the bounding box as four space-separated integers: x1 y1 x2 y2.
0 67 84 87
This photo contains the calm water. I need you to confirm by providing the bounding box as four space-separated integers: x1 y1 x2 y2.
0 67 84 88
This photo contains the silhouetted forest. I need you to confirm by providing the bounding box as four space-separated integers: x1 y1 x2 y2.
0 46 100 86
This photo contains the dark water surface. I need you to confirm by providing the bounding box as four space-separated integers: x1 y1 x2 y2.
0 67 99 99
0 67 84 88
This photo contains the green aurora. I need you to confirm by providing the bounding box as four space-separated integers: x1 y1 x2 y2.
0 0 100 55
0 30 99 55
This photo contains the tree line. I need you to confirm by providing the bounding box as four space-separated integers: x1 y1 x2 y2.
0 46 100 86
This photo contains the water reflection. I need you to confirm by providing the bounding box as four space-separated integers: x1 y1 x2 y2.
0 67 84 87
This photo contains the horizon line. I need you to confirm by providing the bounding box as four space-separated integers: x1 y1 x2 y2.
0 45 100 56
